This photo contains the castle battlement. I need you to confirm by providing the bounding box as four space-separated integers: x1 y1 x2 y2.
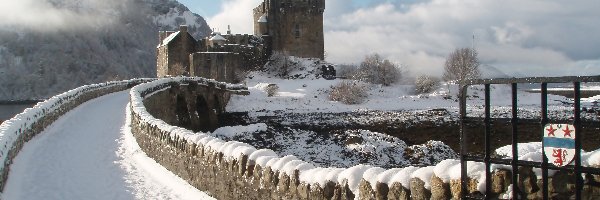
157 0 325 81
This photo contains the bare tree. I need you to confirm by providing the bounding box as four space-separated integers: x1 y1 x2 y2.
443 48 481 85
415 75 441 94
353 54 401 86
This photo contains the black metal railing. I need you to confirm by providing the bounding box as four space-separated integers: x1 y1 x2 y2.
459 76 600 199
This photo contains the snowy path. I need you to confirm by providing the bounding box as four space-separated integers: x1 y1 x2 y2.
2 90 214 200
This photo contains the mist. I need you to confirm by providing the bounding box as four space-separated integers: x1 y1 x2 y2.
0 0 130 31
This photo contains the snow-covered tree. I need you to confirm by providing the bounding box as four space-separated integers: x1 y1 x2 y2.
443 48 481 85
353 54 401 86
415 75 441 94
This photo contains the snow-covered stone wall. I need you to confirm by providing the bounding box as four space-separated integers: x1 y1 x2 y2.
129 78 600 199
0 79 152 191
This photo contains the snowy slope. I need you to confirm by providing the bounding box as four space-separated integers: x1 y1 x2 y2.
0 0 210 101
2 90 213 200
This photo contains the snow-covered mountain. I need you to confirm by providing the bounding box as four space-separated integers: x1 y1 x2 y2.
0 0 210 100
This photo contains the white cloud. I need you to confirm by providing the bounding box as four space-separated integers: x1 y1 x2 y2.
323 0 600 77
207 0 262 34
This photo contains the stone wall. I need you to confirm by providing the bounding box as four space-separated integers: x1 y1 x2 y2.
130 78 600 200
0 79 151 191
190 52 240 83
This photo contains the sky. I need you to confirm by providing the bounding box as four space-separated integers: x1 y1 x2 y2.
176 0 599 77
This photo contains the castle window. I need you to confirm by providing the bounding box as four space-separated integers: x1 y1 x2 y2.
294 24 301 38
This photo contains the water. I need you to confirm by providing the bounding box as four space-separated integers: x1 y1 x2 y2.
0 103 36 121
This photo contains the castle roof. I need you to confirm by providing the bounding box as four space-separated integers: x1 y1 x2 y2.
209 33 226 41
158 31 180 47
258 14 267 23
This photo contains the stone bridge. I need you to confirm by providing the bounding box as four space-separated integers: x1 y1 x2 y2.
140 78 248 132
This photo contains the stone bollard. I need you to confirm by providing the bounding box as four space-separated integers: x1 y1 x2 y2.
449 178 478 199
374 182 389 200
358 179 376 200
430 175 451 199
238 154 248 176
410 178 431 200
308 182 326 200
491 169 511 195
339 179 355 200
387 182 410 200
517 167 539 199
297 182 310 199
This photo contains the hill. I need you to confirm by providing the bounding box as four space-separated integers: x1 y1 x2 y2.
0 0 210 100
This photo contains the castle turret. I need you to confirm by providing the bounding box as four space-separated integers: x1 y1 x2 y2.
257 14 268 36
253 0 325 60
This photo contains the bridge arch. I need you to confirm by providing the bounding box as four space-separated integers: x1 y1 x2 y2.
139 77 248 133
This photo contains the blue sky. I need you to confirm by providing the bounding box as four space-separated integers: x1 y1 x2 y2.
176 0 600 77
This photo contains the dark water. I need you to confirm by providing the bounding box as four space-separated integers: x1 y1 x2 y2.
0 104 36 121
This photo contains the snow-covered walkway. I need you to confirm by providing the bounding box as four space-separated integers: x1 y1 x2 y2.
2 90 214 200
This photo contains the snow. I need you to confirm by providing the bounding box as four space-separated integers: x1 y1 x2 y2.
388 166 419 189
160 31 180 47
228 70 595 123
219 141 256 161
209 33 226 41
281 160 315 176
299 167 344 187
377 168 403 186
584 149 600 166
0 79 149 176
2 90 213 200
5 63 594 198
495 142 543 158
337 164 374 198
255 156 279 167
411 166 435 190
269 155 300 173
248 149 279 165
211 123 267 139
362 167 386 189
257 14 267 23
433 159 461 183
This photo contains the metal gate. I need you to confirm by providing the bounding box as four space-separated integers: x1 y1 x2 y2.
459 76 600 199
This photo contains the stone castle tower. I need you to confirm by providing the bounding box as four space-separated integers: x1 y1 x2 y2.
253 0 325 60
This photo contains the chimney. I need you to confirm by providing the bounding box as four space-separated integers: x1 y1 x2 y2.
179 25 188 33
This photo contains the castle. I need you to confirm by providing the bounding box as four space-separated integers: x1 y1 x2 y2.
156 0 326 82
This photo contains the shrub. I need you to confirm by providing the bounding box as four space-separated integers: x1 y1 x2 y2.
415 75 441 94
352 54 401 86
329 81 368 104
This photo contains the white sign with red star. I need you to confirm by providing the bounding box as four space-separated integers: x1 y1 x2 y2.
543 124 576 167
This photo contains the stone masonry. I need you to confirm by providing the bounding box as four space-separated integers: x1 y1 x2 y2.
253 0 325 60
